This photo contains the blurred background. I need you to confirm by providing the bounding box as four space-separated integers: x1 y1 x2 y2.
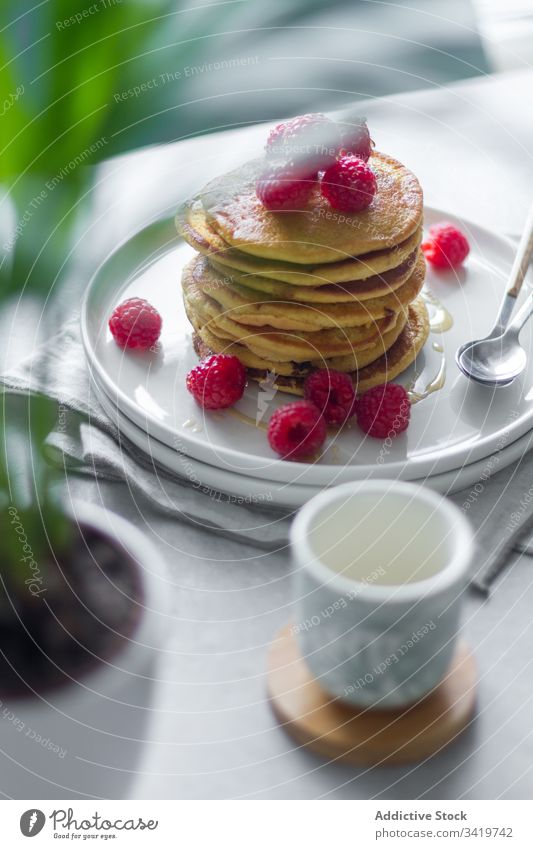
1 0 492 169
1 0 532 310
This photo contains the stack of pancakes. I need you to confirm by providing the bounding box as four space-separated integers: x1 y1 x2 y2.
176 152 429 395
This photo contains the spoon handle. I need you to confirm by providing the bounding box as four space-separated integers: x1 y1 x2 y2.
488 203 533 337
506 201 533 298
508 290 533 335
491 293 517 337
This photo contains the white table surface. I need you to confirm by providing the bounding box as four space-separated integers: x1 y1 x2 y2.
5 68 533 800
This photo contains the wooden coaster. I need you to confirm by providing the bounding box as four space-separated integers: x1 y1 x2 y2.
267 624 477 766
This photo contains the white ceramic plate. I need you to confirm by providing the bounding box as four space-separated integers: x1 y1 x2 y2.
81 210 533 487
92 370 533 509
92 375 315 509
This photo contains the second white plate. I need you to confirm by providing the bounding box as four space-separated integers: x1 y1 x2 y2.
93 375 533 509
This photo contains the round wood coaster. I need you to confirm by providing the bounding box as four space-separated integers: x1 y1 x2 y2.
267 624 477 766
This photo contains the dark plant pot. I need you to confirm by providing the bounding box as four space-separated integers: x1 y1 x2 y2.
0 501 166 799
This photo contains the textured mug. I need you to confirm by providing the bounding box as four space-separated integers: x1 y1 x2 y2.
290 480 474 709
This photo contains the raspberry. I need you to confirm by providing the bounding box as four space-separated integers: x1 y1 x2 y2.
186 354 246 409
304 369 355 426
268 400 327 459
354 383 410 439
422 222 470 270
266 113 341 173
338 118 373 162
320 155 377 213
256 162 315 211
109 297 162 350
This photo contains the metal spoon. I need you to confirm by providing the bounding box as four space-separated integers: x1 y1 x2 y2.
457 294 533 387
456 202 533 387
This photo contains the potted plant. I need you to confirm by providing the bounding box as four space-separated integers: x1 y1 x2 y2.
0 397 167 799
0 0 184 799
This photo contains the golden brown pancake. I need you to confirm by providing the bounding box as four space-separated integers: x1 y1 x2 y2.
197 152 423 264
192 309 409 377
352 298 429 393
179 142 429 400
176 200 422 285
193 299 429 395
188 251 425 331
207 249 419 303
185 293 402 362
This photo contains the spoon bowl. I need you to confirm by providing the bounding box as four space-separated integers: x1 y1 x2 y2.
455 202 533 387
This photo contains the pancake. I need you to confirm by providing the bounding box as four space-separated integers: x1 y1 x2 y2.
176 199 422 285
192 299 429 396
197 152 423 264
189 252 425 331
185 292 402 362
192 308 409 377
183 264 404 362
207 248 419 303
351 297 429 393
179 138 429 403
266 298 429 395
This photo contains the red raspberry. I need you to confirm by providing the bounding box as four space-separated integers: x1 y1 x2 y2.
338 118 373 162
304 369 355 426
268 400 327 459
109 297 162 350
422 222 470 270
320 155 377 213
354 383 410 439
266 113 341 173
186 354 246 410
256 162 315 211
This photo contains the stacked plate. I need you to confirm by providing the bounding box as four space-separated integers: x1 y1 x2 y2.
82 210 533 509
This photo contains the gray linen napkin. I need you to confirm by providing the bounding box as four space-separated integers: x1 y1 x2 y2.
2 319 533 583
0 320 294 550
448 439 533 592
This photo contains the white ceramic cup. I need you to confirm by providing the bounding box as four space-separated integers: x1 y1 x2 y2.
290 480 474 709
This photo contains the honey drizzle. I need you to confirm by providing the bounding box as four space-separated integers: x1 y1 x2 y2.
227 408 269 431
422 287 454 333
182 417 203 433
408 356 447 404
